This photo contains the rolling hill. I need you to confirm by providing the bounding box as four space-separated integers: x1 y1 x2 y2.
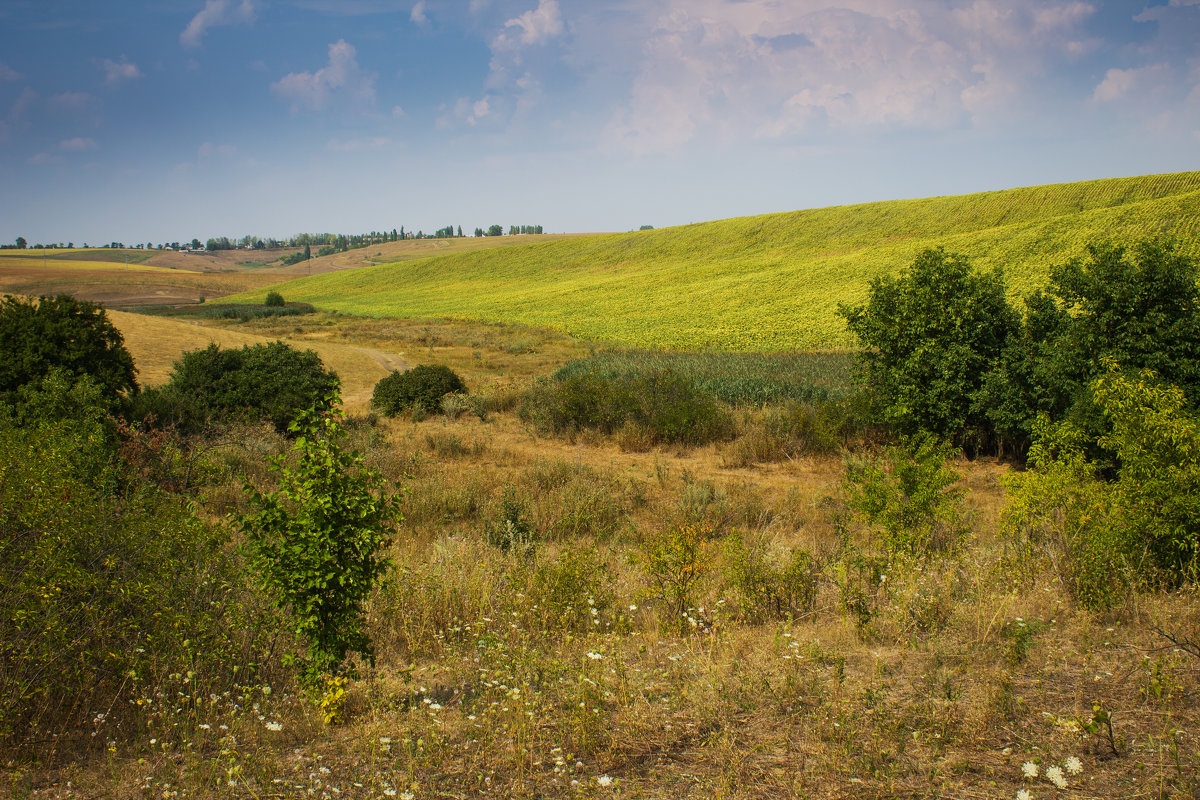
226 172 1200 351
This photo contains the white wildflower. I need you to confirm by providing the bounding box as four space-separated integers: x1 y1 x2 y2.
587 652 603 660
1065 756 1083 775
382 788 396 797
1022 761 1038 778
1016 790 1032 800
265 721 282 732
596 775 613 787
1046 765 1067 789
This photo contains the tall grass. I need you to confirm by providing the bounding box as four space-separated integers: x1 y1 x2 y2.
552 350 857 405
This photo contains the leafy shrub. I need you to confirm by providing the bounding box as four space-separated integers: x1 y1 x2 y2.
843 433 967 561
1002 416 1132 610
1093 367 1200 574
372 364 466 416
723 530 820 622
238 396 396 686
1005 365 1200 609
519 547 615 634
0 388 271 748
0 294 137 410
640 524 713 634
979 239 1200 455
162 341 339 433
485 485 537 554
264 290 285 307
521 367 732 446
839 247 1020 445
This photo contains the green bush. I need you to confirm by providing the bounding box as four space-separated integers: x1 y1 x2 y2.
0 388 272 748
162 341 339 432
0 294 138 410
723 530 819 622
264 290 285 307
1003 416 1133 610
981 239 1200 456
238 396 396 686
843 433 967 561
839 247 1020 445
371 364 466 416
521 367 733 446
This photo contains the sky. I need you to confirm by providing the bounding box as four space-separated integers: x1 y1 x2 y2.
1 0 1198 245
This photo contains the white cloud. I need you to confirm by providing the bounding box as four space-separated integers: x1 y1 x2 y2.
410 1 429 27
392 105 406 117
60 137 98 151
0 61 22 82
270 40 377 112
488 0 565 88
1093 64 1172 103
180 0 257 48
438 95 496 129
100 57 143 87
496 0 563 48
599 0 1101 154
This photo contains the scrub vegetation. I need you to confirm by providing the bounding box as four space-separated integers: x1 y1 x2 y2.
3 200 1200 800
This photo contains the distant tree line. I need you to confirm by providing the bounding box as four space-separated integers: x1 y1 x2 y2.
10 225 548 255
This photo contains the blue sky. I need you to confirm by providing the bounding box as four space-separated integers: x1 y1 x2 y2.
1 0 1197 245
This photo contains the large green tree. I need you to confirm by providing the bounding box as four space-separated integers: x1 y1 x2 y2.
0 295 138 409
838 247 1019 444
978 239 1200 453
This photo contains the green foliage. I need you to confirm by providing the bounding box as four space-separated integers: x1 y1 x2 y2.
552 350 856 406
264 290 285 307
723 530 819 622
0 388 266 746
238 397 396 686
640 524 712 634
371 364 467 416
519 546 615 634
843 433 967 560
839 247 1020 443
486 485 537 554
1093 367 1200 574
1002 416 1131 610
981 239 1200 453
163 341 339 433
521 367 733 446
0 294 138 410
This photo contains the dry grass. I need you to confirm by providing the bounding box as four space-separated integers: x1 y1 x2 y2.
108 310 394 408
5 313 1199 800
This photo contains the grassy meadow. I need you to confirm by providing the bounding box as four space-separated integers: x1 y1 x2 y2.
224 172 1200 350
6 173 1200 799
8 301 1198 800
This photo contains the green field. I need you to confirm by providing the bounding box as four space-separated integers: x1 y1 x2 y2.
228 172 1200 351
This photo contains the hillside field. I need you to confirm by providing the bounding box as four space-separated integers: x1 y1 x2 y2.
226 172 1200 351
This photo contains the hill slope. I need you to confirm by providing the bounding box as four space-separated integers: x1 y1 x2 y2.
230 172 1200 351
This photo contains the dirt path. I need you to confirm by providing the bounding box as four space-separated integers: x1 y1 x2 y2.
355 346 407 374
